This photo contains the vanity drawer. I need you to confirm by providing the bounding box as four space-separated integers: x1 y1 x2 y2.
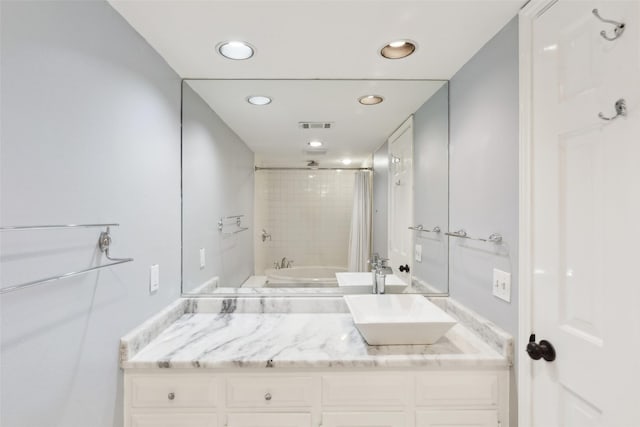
130 413 218 427
130 375 219 408
226 376 314 408
322 374 408 407
226 412 311 427
415 372 498 408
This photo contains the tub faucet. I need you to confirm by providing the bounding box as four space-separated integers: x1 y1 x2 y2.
280 257 288 269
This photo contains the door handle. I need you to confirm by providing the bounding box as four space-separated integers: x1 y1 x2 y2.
526 333 556 362
398 264 410 273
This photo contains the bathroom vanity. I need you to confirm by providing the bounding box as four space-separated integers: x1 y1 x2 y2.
120 297 512 427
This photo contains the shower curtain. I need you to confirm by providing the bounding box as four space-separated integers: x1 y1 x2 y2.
347 171 372 272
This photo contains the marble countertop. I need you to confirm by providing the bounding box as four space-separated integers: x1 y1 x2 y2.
121 298 511 369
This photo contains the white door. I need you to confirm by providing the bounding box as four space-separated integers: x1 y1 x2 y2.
528 1 640 426
388 116 414 284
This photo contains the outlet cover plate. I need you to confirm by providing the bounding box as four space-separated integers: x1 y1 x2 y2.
415 244 422 262
149 264 160 293
492 268 511 302
199 248 206 269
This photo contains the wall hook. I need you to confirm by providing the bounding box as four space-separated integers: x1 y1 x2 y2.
592 9 625 41
598 98 627 121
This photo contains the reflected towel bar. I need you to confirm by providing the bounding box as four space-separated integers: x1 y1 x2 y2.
408 225 441 233
217 216 249 234
221 227 249 235
445 229 503 243
0 224 133 294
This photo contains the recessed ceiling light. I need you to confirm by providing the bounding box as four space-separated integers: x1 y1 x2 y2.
380 40 417 59
247 95 271 105
358 95 384 105
308 140 323 148
217 41 255 60
342 159 352 165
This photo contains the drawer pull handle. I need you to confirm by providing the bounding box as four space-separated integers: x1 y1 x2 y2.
264 392 272 401
167 392 175 400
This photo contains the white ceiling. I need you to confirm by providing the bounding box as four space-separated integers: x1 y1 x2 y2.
108 0 524 166
187 79 445 167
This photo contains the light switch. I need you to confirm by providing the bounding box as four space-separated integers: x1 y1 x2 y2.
149 264 160 293
492 268 511 302
415 244 422 262
199 248 206 269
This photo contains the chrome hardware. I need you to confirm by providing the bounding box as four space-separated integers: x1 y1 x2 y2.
598 98 627 121
408 225 441 233
592 9 625 41
218 216 249 235
446 229 468 238
488 233 503 243
395 179 401 186
371 257 392 294
0 224 133 294
168 392 175 400
445 229 504 244
264 392 272 401
261 229 272 242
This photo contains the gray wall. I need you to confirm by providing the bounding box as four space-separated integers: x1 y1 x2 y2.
1 2 181 426
182 84 254 291
372 142 388 258
413 83 449 293
449 16 519 425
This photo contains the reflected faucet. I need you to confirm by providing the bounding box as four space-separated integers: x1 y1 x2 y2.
276 257 293 269
371 257 392 294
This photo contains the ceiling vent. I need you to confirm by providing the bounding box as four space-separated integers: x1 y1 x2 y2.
299 122 333 129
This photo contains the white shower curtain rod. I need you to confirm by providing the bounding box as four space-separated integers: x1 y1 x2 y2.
254 167 372 171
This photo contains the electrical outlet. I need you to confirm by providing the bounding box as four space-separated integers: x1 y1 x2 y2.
415 244 422 262
492 268 511 302
149 264 160 293
199 248 206 269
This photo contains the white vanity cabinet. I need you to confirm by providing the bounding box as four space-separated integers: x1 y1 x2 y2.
124 369 509 427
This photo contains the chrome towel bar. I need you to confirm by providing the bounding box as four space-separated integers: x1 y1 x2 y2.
445 229 503 243
0 224 133 294
408 225 441 233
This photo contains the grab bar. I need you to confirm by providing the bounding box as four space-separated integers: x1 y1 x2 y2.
0 224 133 294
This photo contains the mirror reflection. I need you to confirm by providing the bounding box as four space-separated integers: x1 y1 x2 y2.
181 79 448 295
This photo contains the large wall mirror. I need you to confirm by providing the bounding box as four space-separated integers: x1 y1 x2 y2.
181 79 449 296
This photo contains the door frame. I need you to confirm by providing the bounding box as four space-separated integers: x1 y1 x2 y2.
387 115 414 280
517 1 559 426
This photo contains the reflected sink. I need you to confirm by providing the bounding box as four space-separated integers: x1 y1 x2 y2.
335 272 408 293
343 295 457 345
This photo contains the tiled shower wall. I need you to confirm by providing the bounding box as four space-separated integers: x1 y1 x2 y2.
254 170 355 274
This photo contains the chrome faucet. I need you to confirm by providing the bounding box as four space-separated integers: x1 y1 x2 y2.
375 260 393 294
277 257 293 269
368 254 392 294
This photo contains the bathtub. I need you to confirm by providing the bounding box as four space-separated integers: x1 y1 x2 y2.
264 266 347 288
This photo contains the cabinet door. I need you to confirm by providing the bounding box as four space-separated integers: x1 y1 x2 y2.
416 410 498 427
323 412 406 427
226 412 311 427
130 413 217 427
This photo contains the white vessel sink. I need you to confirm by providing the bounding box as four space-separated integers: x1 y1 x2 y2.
343 295 457 345
335 272 407 293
